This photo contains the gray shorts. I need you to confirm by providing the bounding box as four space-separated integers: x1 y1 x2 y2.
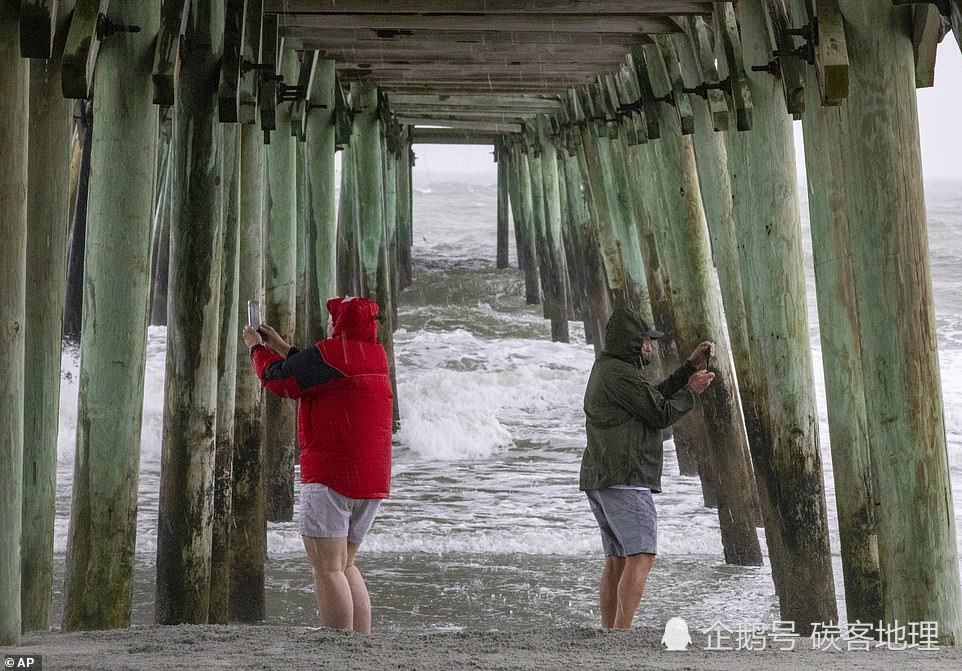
586 487 657 557
299 483 381 545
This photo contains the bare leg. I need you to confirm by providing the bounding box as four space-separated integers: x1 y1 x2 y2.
345 542 373 635
302 536 353 630
613 553 655 630
600 556 626 629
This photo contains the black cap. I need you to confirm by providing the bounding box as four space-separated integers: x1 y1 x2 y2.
645 326 665 340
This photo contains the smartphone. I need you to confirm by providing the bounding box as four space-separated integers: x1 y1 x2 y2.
247 300 261 330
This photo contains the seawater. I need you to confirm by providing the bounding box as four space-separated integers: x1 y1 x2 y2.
48 174 962 633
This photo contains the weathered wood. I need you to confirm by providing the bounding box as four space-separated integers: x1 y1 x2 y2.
304 59 338 329
410 127 500 144
396 135 414 289
209 124 241 625
684 16 730 131
152 0 188 105
21 56 73 634
259 13 279 133
150 110 173 327
496 143 511 269
229 122 267 623
283 13 681 34
951 1 962 53
265 1 715 15
713 1 752 130
398 118 523 134
61 0 106 99
760 0 806 116
534 119 571 342
0 6 29 647
293 28 642 47
834 0 961 643
641 47 762 564
19 0 59 58
723 0 836 635
336 144 362 296
63 0 160 631
219 0 245 122
675 35 763 524
811 0 849 105
295 141 314 347
63 100 93 343
239 0 264 124
912 4 943 88
798 65 881 626
506 143 542 305
263 51 299 523
156 0 225 626
353 82 400 426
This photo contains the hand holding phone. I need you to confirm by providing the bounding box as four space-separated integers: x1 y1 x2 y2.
247 300 261 330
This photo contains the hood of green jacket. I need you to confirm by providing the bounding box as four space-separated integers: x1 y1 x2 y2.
602 307 649 365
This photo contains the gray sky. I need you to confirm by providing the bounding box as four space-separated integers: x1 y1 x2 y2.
413 41 962 183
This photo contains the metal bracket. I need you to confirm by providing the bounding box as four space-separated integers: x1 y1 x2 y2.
96 12 140 40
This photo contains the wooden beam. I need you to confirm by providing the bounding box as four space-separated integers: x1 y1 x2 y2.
311 42 632 60
912 4 943 88
714 0 752 131
219 0 245 122
812 0 849 105
410 127 502 144
286 28 648 45
397 118 523 133
19 0 58 58
394 109 537 121
152 0 188 106
265 1 714 15
61 0 107 99
279 13 680 34
388 93 561 105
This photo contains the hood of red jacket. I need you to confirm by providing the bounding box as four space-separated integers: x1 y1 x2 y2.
326 297 379 342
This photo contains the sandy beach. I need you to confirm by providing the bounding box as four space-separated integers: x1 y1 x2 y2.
6 624 962 671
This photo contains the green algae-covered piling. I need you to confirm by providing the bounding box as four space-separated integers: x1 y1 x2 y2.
337 144 362 297
397 135 414 289
800 73 882 625
305 59 338 330
834 1 961 643
534 119 571 343
229 122 267 624
507 143 541 305
156 0 225 625
22 51 73 632
0 4 28 647
642 61 761 565
210 124 241 625
263 52 298 524
352 82 400 424
63 0 160 632
496 140 511 269
724 0 837 635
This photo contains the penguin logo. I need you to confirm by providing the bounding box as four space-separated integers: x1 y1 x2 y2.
661 617 692 651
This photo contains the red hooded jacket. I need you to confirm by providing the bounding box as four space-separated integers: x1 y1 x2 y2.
251 297 393 499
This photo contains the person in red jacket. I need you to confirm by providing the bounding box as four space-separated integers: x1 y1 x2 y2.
243 296 393 635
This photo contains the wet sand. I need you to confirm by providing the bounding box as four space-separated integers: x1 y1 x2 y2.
8 625 962 671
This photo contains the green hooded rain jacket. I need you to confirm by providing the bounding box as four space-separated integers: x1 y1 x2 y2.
579 308 697 493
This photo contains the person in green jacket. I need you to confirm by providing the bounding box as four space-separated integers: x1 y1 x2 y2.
580 306 715 630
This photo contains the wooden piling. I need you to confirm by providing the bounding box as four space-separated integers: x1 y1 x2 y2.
63 100 92 343
156 0 225 625
352 82 400 424
0 4 28 646
336 144 362 297
560 148 611 351
263 53 299 524
63 0 160 631
724 0 837 633
798 72 882 625
496 141 511 269
533 120 571 343
506 144 541 305
22 53 73 632
833 0 961 641
209 124 241 625
396 135 414 289
304 59 338 331
674 43 762 524
641 64 761 565
229 123 267 623
294 141 312 348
